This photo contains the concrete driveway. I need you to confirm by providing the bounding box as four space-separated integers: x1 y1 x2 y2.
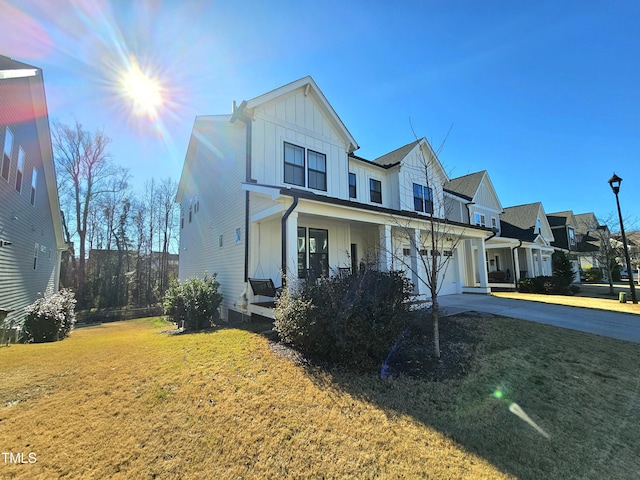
437 294 640 344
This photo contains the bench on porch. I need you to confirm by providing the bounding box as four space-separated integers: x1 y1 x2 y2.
248 278 282 308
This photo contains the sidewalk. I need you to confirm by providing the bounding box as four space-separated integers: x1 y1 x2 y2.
437 294 640 344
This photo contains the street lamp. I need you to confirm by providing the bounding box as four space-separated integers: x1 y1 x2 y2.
608 173 638 304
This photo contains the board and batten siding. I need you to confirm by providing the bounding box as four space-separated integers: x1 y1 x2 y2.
250 88 350 198
398 148 447 218
178 118 247 321
0 74 61 327
346 159 393 208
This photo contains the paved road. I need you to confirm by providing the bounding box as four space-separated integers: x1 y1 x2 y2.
437 294 640 344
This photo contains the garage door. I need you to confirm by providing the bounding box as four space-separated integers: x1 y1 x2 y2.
437 252 459 296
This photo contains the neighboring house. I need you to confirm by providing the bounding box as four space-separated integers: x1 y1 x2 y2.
547 210 581 283
177 76 492 322
574 212 607 273
444 170 521 289
499 203 555 279
0 55 66 330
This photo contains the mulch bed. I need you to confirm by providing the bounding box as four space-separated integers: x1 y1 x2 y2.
268 312 490 381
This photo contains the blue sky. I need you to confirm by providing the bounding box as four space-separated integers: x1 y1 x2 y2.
2 0 639 230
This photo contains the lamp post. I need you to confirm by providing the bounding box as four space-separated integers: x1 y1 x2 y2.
608 173 638 304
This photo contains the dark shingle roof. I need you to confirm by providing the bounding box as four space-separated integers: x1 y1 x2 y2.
443 171 486 201
500 203 542 242
546 210 573 227
373 140 420 167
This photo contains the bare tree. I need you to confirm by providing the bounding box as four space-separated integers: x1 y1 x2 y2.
384 133 465 359
52 119 125 307
156 177 179 293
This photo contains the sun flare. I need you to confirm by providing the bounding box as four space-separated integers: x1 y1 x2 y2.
120 60 164 119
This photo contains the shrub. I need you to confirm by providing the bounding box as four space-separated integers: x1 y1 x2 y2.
23 289 77 343
585 268 603 283
163 274 223 331
274 269 414 369
552 251 575 287
518 276 569 295
569 285 581 294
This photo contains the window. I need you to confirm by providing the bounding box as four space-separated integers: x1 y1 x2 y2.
15 147 24 192
2 128 13 181
297 227 307 278
348 173 356 198
218 235 223 248
424 185 433 214
413 184 423 211
30 168 37 205
474 212 485 227
568 227 576 247
308 228 329 277
284 142 305 187
413 183 433 213
308 150 326 191
235 228 241 244
491 217 498 229
189 199 193 223
33 243 39 270
370 179 382 204
297 228 329 279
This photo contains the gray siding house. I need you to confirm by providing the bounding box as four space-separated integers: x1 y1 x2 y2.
0 55 66 330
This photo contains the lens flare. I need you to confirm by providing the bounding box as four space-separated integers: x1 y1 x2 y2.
120 59 164 120
493 385 550 439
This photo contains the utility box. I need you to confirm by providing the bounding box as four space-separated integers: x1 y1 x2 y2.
619 292 627 303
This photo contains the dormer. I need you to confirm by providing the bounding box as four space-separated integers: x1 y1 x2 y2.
444 170 503 233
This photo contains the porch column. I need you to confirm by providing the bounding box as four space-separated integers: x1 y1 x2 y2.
379 225 392 271
285 212 298 281
526 248 534 278
476 238 488 288
463 240 475 286
536 249 543 276
409 228 421 294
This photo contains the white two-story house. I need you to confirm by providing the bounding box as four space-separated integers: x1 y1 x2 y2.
177 77 492 322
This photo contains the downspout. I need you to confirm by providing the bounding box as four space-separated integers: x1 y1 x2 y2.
281 195 299 285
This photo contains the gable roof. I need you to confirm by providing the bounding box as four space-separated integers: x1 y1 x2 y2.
574 212 600 234
443 171 486 201
373 140 420 167
546 210 576 228
500 202 549 242
243 76 358 153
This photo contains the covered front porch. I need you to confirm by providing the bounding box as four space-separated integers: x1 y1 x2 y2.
245 189 491 318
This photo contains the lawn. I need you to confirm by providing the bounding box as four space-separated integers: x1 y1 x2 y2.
1 316 639 479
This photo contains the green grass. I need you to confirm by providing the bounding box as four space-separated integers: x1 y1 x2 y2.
1 317 639 479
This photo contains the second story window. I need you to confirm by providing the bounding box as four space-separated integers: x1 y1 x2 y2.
370 179 382 204
474 212 486 227
348 173 356 198
308 150 326 191
284 142 305 187
568 227 576 247
491 217 498 230
2 128 13 181
413 183 433 213
284 142 326 191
